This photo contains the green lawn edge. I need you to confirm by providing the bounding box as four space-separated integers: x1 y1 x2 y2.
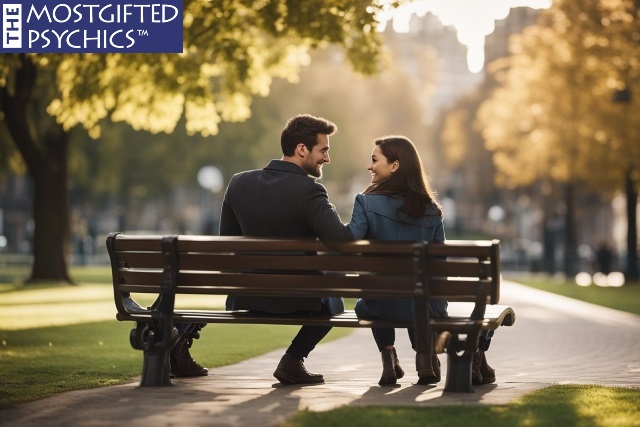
282 384 640 427
505 274 640 316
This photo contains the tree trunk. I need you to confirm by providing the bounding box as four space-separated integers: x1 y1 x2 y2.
543 209 556 274
626 167 639 282
563 181 579 278
30 131 72 282
1 54 72 284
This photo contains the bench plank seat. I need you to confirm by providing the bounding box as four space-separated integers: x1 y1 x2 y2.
116 302 515 331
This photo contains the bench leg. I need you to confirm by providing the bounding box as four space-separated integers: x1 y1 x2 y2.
131 323 178 387
444 348 474 393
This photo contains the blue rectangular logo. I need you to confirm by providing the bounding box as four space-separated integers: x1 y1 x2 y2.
1 0 183 53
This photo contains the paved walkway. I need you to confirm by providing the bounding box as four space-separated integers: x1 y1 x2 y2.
2 281 639 426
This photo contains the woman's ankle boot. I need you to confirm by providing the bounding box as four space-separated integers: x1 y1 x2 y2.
392 347 405 379
416 352 441 385
379 348 397 386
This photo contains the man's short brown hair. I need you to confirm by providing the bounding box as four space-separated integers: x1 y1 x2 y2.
281 114 337 156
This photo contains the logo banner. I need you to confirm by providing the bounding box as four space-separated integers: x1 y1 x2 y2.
1 0 183 53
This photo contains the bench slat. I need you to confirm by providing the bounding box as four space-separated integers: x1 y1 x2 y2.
426 240 497 258
115 307 512 331
118 284 162 293
176 274 417 300
114 251 416 273
117 270 419 298
178 253 415 274
173 237 421 255
112 236 163 251
446 303 516 328
115 251 163 267
430 279 496 302
427 259 494 278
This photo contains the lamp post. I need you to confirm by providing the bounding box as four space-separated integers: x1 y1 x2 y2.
197 166 224 235
612 87 639 282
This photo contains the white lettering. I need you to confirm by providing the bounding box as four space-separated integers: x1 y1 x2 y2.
122 4 133 23
151 4 161 23
50 29 69 48
133 5 150 22
27 3 180 25
52 4 72 23
125 29 135 48
27 5 51 23
84 30 101 49
83 4 99 23
18 3 180 51
31 29 51 48
72 4 82 23
67 29 80 48
99 5 114 23
110 29 123 48
28 29 39 47
162 5 178 23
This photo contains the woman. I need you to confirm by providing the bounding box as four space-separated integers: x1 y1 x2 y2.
347 135 450 386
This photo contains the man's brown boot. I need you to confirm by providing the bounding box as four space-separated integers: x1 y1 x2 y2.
472 350 496 384
170 337 208 377
273 354 324 385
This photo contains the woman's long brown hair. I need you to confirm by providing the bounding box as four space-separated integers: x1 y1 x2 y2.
364 136 442 217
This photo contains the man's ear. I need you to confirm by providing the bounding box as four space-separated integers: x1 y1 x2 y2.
296 143 307 157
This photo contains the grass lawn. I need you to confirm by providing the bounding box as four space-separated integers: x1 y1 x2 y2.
0 266 351 408
0 318 350 408
506 274 640 316
283 385 640 427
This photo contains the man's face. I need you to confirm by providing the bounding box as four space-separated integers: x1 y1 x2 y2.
301 134 330 178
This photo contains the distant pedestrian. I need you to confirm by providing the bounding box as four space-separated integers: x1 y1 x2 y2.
595 242 614 275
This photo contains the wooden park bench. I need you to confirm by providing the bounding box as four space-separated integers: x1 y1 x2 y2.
106 233 515 393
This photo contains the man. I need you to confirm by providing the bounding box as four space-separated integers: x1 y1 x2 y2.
219 114 352 384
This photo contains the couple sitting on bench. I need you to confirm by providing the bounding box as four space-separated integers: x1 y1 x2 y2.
170 114 496 387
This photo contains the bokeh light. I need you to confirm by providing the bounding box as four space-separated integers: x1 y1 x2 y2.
606 272 625 288
593 272 609 287
575 272 592 287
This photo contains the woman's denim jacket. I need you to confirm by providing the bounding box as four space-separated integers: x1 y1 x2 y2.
347 193 448 321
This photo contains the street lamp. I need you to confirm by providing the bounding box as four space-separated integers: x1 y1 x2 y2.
197 166 224 234
197 166 224 194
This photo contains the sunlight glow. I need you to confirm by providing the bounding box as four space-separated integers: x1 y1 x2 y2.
0 285 227 331
377 0 552 73
575 272 592 287
575 272 626 288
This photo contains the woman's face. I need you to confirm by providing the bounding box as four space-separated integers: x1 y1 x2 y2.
367 145 398 184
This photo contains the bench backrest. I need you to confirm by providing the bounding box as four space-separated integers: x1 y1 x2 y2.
426 239 501 304
107 233 500 310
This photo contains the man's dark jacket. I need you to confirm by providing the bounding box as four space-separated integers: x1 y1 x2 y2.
220 160 351 314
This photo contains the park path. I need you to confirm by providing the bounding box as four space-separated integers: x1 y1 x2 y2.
1 280 639 426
